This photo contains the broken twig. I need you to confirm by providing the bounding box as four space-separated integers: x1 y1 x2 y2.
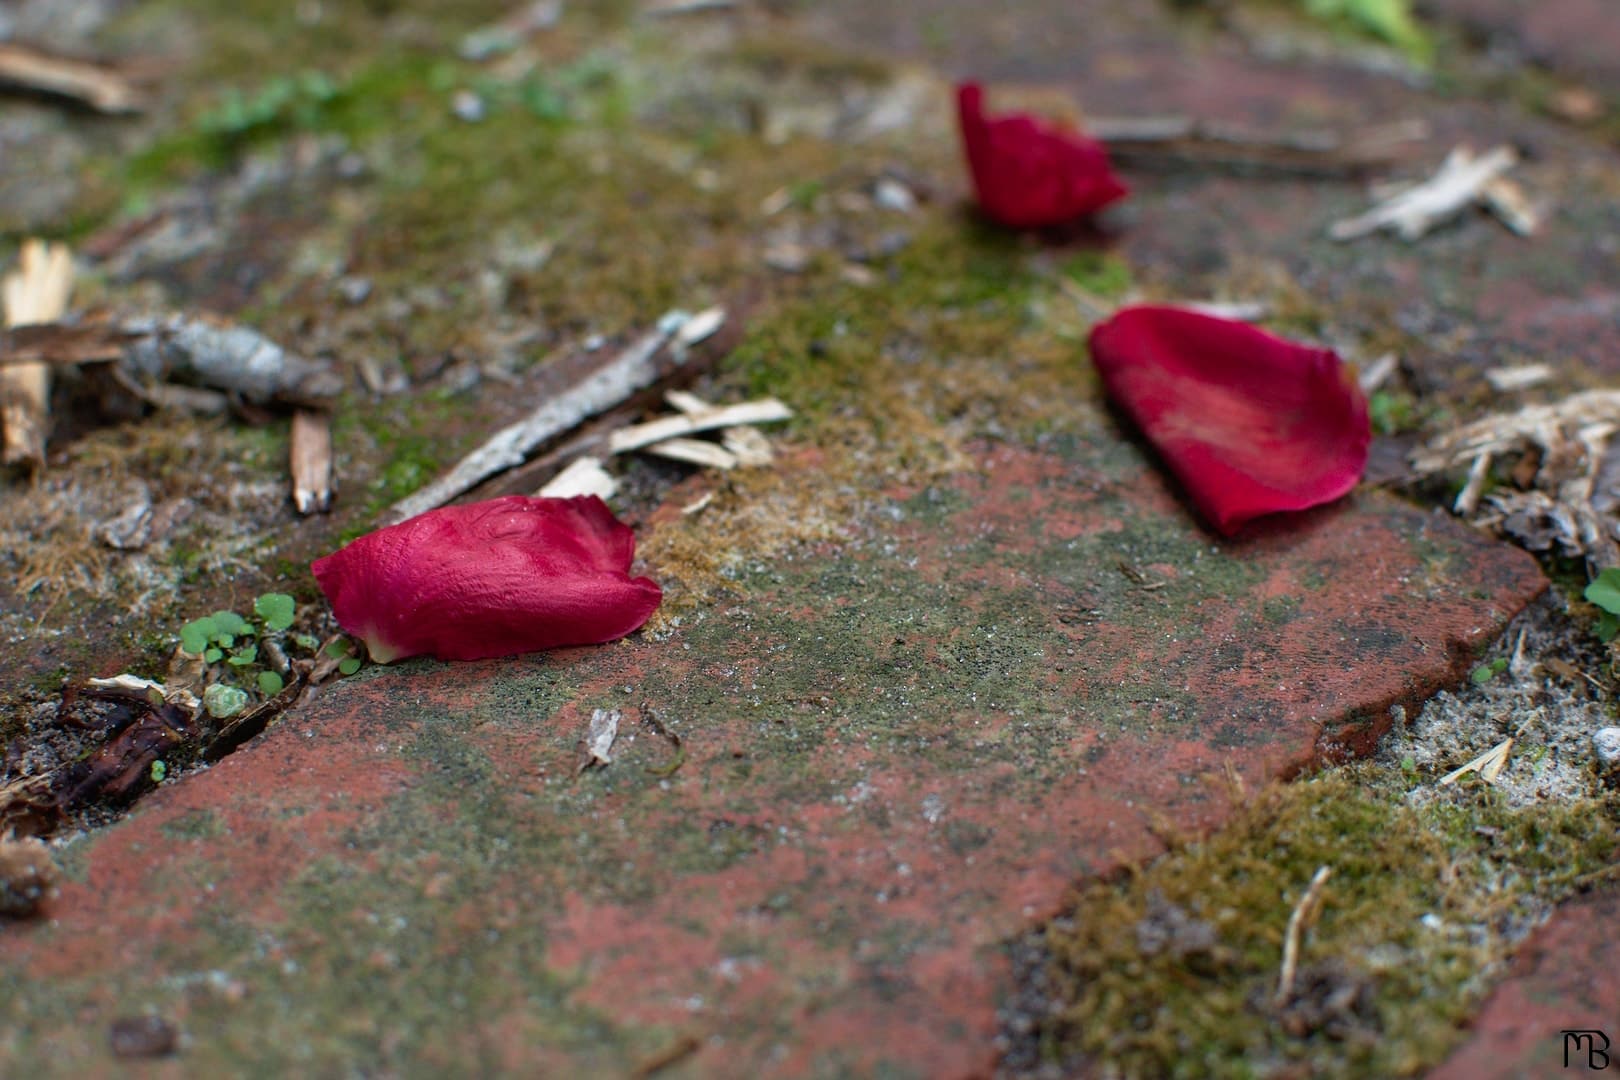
1092 115 1423 176
0 322 132 366
386 314 693 524
1275 865 1333 1007
122 315 341 407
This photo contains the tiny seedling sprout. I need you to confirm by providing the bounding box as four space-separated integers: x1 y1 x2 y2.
1584 568 1620 642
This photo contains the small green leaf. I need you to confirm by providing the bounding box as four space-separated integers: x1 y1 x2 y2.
258 670 285 696
211 610 254 637
1470 664 1495 686
1586 568 1620 615
324 638 354 659
254 593 297 632
227 644 258 667
180 617 217 654
150 760 167 784
1598 611 1620 643
203 684 250 719
338 657 361 676
293 633 320 651
204 646 224 664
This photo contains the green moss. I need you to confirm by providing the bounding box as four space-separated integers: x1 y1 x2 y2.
1028 771 1618 1077
1368 390 1418 436
1059 251 1134 299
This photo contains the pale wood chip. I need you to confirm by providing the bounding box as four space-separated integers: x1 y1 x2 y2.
1357 353 1399 394
644 437 738 470
580 708 620 771
674 306 726 350
664 389 712 416
1454 452 1492 516
1480 176 1542 236
609 398 791 454
290 409 334 515
1330 145 1518 242
1 240 73 468
722 425 774 467
1484 363 1553 393
1439 738 1514 786
1178 300 1271 322
538 456 618 500
0 42 140 114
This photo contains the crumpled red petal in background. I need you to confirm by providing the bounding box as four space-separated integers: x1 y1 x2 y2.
956 81 1129 229
1089 305 1370 536
312 495 661 663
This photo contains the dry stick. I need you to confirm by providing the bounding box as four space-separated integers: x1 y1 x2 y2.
1274 865 1333 1008
1 241 73 469
0 322 130 366
384 317 687 524
1091 116 1423 176
2 317 340 407
0 42 141 113
290 408 334 515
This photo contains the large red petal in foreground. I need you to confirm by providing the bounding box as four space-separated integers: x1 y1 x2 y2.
1090 305 1370 535
312 495 662 663
956 82 1129 229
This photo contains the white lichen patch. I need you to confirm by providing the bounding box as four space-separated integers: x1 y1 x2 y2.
1378 592 1611 809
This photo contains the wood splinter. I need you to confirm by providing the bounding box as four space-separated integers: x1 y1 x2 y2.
290 408 334 515
0 42 141 114
1274 865 1333 1008
1 240 74 469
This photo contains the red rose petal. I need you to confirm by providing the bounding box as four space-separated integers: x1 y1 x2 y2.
956 81 1129 229
1089 305 1371 535
311 495 661 663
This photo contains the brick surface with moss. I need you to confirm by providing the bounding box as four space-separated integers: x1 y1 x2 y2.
2 0 1619 1076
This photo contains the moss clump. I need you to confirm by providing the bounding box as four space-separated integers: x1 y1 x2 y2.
1025 770 1618 1078
1059 251 1134 300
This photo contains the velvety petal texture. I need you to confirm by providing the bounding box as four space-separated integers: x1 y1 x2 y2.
311 495 661 663
957 81 1129 229
1089 305 1370 536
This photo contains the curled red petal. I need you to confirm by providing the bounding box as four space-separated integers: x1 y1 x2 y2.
1089 305 1371 536
311 495 662 663
956 81 1129 229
